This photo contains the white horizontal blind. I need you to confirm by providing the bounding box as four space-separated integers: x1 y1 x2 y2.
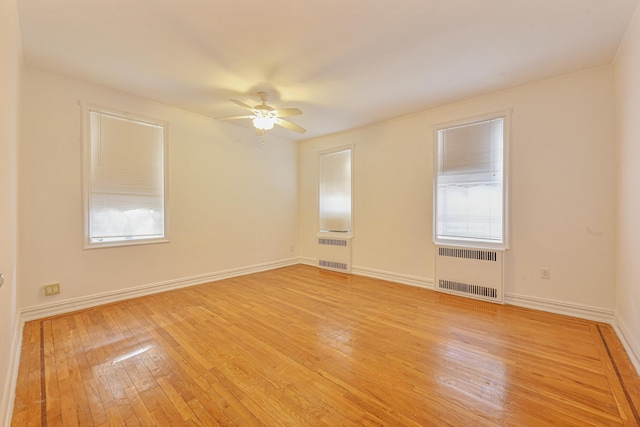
435 117 504 244
88 110 166 244
319 148 352 232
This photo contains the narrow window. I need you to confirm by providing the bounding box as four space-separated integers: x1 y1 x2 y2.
319 147 352 233
434 114 508 247
83 106 168 247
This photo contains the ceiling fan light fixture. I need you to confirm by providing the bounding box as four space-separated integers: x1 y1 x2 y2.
253 116 276 131
218 94 305 134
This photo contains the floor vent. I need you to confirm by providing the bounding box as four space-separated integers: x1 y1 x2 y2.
318 236 352 273
435 245 504 303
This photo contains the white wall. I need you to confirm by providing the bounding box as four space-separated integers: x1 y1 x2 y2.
614 3 640 373
300 66 617 316
0 0 21 423
20 69 299 311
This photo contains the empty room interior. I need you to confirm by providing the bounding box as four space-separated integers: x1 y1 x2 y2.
2 0 640 425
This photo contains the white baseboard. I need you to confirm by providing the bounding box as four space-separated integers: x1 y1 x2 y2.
505 292 614 323
298 257 433 289
612 314 640 376
1 314 23 427
352 266 434 289
299 257 316 267
21 258 299 322
302 261 614 324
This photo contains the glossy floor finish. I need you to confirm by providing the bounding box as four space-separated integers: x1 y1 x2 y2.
11 265 640 426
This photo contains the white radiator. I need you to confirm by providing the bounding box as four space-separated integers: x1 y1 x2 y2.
435 245 504 303
317 236 352 273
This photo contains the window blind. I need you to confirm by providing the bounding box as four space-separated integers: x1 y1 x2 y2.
439 118 502 178
88 110 166 243
319 148 352 232
435 117 505 243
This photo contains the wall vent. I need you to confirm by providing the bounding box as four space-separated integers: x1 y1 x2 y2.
318 236 352 273
435 245 504 303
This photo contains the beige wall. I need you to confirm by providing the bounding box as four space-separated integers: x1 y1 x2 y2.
300 66 617 313
19 69 299 310
614 3 640 373
0 0 21 422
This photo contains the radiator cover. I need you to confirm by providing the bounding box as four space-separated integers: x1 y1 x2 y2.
317 236 352 273
435 245 504 303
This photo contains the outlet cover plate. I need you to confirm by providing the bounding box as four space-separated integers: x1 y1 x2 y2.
44 283 61 296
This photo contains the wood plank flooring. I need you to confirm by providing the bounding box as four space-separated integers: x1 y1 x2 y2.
10 265 640 426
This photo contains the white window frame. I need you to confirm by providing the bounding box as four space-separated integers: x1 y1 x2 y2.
82 103 170 249
317 144 354 237
433 110 510 249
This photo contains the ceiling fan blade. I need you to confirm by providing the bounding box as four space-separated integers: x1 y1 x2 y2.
216 114 255 120
272 107 302 118
230 99 257 112
275 118 306 134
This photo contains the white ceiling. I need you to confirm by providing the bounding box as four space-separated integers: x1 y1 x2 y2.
17 0 639 140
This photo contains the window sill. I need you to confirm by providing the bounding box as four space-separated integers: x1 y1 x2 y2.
84 237 170 250
434 239 507 251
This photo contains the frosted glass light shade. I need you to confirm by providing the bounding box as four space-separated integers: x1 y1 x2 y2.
253 116 276 130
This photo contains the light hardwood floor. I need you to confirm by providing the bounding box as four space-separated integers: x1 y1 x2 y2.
11 265 640 426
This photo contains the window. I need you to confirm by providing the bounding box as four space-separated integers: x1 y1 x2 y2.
434 113 508 247
83 105 168 247
319 147 352 233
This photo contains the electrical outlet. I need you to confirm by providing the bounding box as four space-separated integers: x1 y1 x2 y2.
541 268 551 280
44 283 61 296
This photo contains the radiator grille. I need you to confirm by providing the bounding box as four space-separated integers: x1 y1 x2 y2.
319 238 348 247
438 247 497 261
438 279 498 299
319 260 349 271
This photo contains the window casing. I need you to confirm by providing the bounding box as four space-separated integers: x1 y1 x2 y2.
319 147 353 233
83 105 169 248
434 112 509 248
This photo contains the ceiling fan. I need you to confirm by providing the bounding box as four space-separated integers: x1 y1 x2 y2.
217 92 306 135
